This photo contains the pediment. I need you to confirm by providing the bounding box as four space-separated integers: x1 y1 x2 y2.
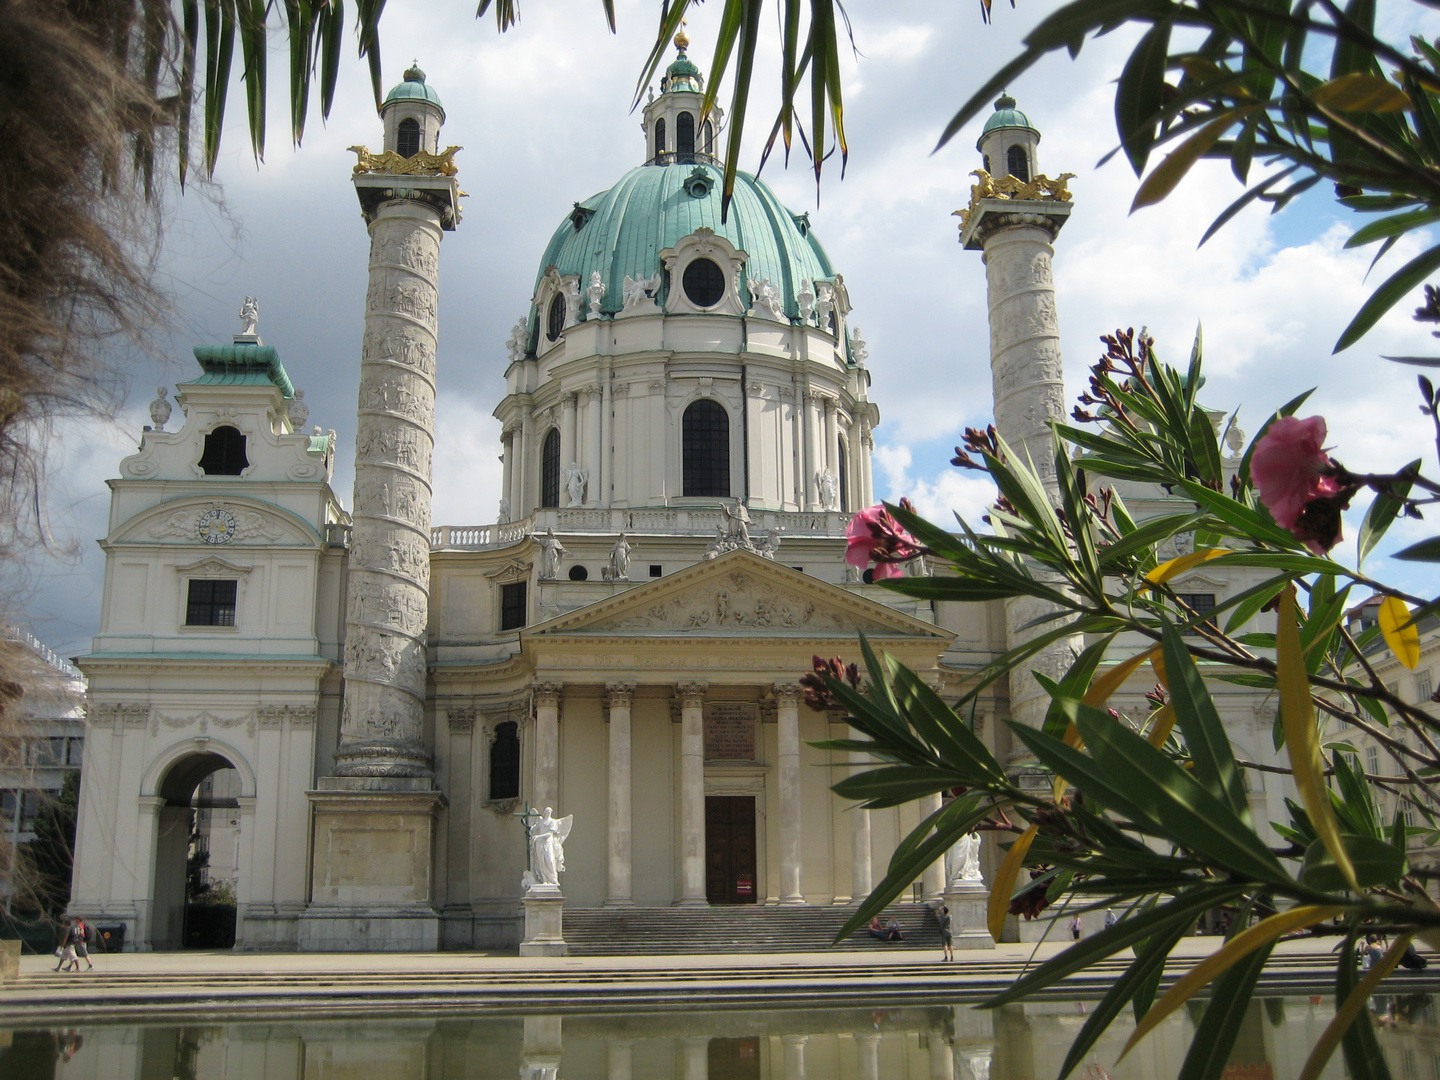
526 549 950 639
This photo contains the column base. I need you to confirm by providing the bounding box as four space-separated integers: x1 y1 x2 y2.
604 897 635 908
520 885 567 956
779 896 808 906
942 885 997 950
303 784 446 952
676 897 710 907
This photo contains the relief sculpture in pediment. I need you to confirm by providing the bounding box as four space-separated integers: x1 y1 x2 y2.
601 571 852 632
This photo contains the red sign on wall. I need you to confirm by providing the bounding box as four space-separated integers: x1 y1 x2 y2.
736 875 754 896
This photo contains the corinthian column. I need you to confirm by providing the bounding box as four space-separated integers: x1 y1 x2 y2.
676 681 708 906
336 194 452 779
774 683 805 904
606 681 635 906
533 683 563 812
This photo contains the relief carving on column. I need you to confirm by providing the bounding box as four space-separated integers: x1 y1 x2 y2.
350 531 431 583
373 230 440 276
354 476 427 529
362 326 436 376
348 578 428 637
360 376 435 421
532 682 564 709
346 626 427 696
605 681 636 710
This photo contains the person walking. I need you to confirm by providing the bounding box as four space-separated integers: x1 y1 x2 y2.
53 919 78 973
72 917 94 971
1069 914 1083 941
938 905 954 962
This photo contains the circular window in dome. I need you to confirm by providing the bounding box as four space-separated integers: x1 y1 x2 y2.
546 294 566 342
682 258 726 308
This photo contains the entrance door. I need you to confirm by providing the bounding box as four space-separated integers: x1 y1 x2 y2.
705 795 757 904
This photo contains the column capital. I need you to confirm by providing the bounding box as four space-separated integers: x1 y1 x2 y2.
605 681 636 709
771 682 804 708
533 682 564 708
674 681 708 708
447 708 477 734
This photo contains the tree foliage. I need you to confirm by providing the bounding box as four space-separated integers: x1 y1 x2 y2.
819 327 1440 1079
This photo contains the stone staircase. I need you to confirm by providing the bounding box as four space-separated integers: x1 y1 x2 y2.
562 902 943 956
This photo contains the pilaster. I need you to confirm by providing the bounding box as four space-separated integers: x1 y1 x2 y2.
605 681 635 906
773 682 805 904
675 680 708 905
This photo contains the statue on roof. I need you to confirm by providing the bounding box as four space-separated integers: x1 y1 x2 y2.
239 296 259 337
586 271 607 320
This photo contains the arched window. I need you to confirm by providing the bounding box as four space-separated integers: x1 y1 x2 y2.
1007 144 1030 183
682 399 730 497
837 440 849 513
677 112 696 158
702 119 714 154
489 721 521 800
198 426 248 476
397 117 421 158
546 294 566 342
655 117 667 157
540 428 561 508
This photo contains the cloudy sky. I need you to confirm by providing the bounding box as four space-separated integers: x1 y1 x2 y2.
15 0 1438 657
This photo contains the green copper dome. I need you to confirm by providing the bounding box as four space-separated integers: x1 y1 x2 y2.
980 93 1035 136
526 162 835 350
384 64 444 119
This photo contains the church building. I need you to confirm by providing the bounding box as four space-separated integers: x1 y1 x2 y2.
69 39 1290 951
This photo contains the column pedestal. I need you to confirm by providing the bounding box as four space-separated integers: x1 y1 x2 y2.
299 780 447 951
942 883 997 950
520 884 568 956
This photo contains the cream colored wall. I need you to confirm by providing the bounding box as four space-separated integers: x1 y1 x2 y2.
558 692 608 907
632 697 677 906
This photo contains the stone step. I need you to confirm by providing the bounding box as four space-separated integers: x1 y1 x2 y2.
559 903 944 956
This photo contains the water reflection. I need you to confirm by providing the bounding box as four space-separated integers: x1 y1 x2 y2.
1 996 1435 1079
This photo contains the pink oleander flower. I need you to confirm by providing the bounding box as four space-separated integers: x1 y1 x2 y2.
1250 415 1349 554
845 502 922 579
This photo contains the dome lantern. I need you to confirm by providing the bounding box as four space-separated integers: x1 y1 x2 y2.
642 30 723 165
977 92 1040 182
380 60 445 158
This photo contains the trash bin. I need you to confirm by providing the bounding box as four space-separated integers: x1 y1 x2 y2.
95 924 125 953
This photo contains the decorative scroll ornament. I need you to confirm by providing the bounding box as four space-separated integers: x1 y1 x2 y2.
953 169 1076 229
349 144 462 177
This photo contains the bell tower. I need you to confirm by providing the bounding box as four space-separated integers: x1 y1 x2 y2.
642 28 724 163
301 64 461 951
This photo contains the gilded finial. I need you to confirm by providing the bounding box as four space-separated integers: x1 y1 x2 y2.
674 20 689 51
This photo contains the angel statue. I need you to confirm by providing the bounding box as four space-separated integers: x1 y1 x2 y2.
239 295 260 336
528 806 573 886
945 831 984 888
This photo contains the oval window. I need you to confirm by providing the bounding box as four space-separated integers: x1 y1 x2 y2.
546 294 566 342
568 564 589 581
682 258 725 308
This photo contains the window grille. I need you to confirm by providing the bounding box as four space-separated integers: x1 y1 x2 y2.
198 426 248 475
682 399 730 497
540 429 561 508
1007 144 1030 182
186 580 237 626
1175 592 1217 636
655 117 666 155
500 581 527 631
397 118 421 158
1418 669 1434 702
677 111 696 158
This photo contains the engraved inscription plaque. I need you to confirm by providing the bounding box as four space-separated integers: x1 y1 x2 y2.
705 703 757 761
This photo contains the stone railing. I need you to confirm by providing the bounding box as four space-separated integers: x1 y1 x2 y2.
430 507 854 551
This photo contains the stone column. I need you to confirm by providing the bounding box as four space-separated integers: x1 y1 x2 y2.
676 681 708 905
857 1032 882 1080
335 198 444 779
606 681 635 906
606 1040 635 1080
588 385 603 505
682 1037 710 1080
850 746 873 900
519 412 534 517
599 374 613 508
444 709 475 919
789 384 804 509
782 1034 809 1080
560 393 577 504
823 398 838 473
921 790 946 901
965 188 1077 733
533 683 562 813
860 424 875 506
800 394 823 512
500 431 513 516
774 683 805 905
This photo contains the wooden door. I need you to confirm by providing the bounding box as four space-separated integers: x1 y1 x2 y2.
705 795 757 904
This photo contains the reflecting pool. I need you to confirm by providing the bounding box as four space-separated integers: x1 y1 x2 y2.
3 995 1437 1079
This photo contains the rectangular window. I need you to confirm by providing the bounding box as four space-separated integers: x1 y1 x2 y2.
1175 593 1217 636
19 789 56 831
186 579 237 626
1367 745 1381 776
500 581 527 632
66 738 83 766
25 737 65 766
1419 669 1434 703
0 789 16 822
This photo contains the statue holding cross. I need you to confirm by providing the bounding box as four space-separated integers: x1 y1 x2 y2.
513 802 572 888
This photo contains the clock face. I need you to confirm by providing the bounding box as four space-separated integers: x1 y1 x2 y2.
197 508 238 545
